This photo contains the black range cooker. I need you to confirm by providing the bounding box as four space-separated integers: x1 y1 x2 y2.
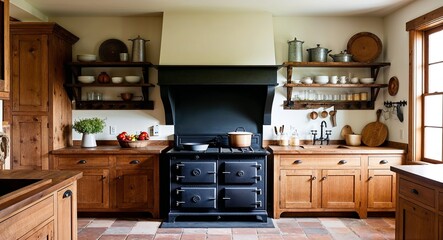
165 134 268 222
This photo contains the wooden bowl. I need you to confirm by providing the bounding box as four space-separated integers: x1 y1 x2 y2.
120 93 133 101
118 140 149 148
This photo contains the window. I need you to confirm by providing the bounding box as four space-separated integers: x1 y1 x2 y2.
407 7 443 163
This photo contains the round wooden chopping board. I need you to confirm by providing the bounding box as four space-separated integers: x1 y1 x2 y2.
347 32 382 63
361 109 388 147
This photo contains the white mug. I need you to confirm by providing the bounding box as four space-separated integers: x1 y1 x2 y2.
330 76 338 84
339 76 347 84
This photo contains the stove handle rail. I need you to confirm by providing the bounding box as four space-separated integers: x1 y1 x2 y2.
176 175 185 181
252 164 262 169
175 163 185 169
254 189 262 195
254 175 262 181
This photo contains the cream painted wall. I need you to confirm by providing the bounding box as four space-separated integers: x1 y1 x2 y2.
383 0 443 144
160 12 275 65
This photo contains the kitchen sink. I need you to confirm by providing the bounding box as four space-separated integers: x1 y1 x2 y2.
0 179 52 204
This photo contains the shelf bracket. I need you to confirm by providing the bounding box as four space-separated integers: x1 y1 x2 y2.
371 66 381 80
286 66 293 105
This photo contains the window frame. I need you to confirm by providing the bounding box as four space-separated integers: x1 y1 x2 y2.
407 7 443 163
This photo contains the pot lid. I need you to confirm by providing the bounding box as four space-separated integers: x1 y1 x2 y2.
228 132 253 135
288 37 304 43
307 44 328 50
331 50 352 57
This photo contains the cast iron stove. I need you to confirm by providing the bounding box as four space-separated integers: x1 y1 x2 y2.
165 134 268 222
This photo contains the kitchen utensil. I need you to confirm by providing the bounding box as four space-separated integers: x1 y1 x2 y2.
124 76 141 83
388 76 399 96
306 44 332 62
345 134 361 146
360 78 374 84
128 35 150 62
339 76 347 84
228 127 253 148
350 77 359 83
119 53 129 62
310 111 318 120
302 77 313 84
111 77 123 84
329 110 337 127
340 125 353 138
97 72 111 83
397 105 404 122
77 54 96 62
288 37 304 62
120 93 133 101
77 76 95 84
321 110 328 118
347 32 382 63
330 76 338 84
314 76 329 84
329 50 353 62
361 109 388 146
99 39 128 62
182 143 209 151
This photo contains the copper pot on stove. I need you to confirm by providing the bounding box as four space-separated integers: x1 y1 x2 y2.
227 127 253 148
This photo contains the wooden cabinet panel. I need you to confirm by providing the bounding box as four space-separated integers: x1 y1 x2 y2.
0 0 10 99
396 198 437 240
399 177 435 208
11 115 48 170
19 221 54 240
280 155 361 167
280 169 318 209
116 169 154 209
11 34 48 112
367 169 396 209
368 156 402 168
57 184 77 240
77 169 109 209
57 156 110 168
321 169 360 209
116 155 155 169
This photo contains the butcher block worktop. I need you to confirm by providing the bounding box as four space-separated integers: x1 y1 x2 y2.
269 144 405 155
51 145 170 155
0 170 82 218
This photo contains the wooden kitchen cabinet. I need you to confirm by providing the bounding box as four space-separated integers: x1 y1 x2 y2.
57 184 77 240
396 197 437 239
0 0 10 99
51 152 160 218
273 154 362 218
8 22 78 170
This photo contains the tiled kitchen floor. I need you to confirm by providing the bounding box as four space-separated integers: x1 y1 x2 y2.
78 217 395 240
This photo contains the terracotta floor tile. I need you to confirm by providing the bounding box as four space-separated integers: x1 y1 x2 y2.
153 233 181 240
206 234 233 240
78 219 93 228
126 234 155 240
232 228 257 234
155 228 183 234
88 219 116 228
279 227 304 234
103 227 132 235
111 220 138 227
302 228 329 235
281 234 308 240
98 235 127 240
256 228 281 234
78 227 107 240
298 222 323 228
180 233 207 240
306 234 333 240
295 218 321 222
208 228 232 234
258 234 284 240
362 218 391 228
233 234 258 240
182 228 208 234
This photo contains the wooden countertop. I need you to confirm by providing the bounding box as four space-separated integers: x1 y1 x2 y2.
268 145 405 155
51 145 170 155
391 165 443 187
0 170 82 219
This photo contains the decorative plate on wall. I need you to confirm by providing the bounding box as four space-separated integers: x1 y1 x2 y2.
347 32 382 63
99 39 128 62
388 76 399 96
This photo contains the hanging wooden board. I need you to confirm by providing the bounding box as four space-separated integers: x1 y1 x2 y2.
347 32 382 63
361 109 388 147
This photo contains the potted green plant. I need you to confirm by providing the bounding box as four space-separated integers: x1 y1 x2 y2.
72 117 106 148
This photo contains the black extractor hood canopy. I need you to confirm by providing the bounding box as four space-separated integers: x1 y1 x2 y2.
157 65 279 135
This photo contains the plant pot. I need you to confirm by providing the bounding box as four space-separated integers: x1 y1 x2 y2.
81 133 97 148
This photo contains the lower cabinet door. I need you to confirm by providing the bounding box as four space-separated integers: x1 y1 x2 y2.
321 169 360 209
77 169 110 209
367 169 396 209
116 169 154 209
57 184 76 240
397 197 437 239
20 221 54 240
280 169 318 209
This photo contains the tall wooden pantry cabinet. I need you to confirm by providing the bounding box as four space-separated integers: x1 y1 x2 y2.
8 22 78 170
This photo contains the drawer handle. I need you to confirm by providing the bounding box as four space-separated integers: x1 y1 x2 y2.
293 160 303 164
130 160 140 164
78 160 87 164
117 176 122 180
63 190 72 198
338 160 347 165
379 160 389 164
321 176 327 181
311 176 317 180
368 176 373 181
411 189 419 195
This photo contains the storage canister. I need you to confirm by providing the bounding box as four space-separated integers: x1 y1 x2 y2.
288 37 304 62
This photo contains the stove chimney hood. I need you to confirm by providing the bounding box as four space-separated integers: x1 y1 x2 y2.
157 12 278 135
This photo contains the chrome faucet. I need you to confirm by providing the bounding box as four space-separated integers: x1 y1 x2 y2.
311 121 332 145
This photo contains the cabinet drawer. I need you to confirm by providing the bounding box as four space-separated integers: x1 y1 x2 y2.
368 156 403 168
399 178 435 208
0 195 54 239
116 155 156 169
280 155 360 167
56 156 110 168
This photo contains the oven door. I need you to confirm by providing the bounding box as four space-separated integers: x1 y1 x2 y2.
175 187 217 209
222 187 262 209
222 161 261 184
175 161 216 184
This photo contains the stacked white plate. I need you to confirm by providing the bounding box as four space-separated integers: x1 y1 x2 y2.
314 76 329 84
360 78 374 84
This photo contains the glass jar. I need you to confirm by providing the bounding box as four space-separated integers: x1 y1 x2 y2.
347 93 353 101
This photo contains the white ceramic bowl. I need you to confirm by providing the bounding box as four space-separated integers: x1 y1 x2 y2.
77 76 95 84
360 77 374 84
77 54 96 62
314 76 329 84
302 77 313 84
125 76 141 83
111 77 123 84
